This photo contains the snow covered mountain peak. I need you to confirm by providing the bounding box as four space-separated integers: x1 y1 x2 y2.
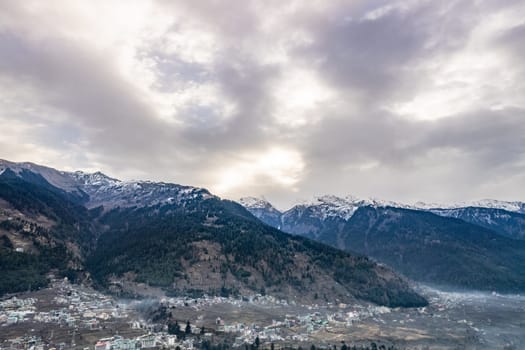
239 193 525 225
293 195 361 221
290 195 412 221
0 159 216 210
468 199 525 213
78 178 214 209
238 197 282 228
344 196 411 209
413 199 525 214
239 197 278 211
70 170 121 188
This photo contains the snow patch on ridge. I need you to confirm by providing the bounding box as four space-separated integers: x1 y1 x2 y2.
291 195 414 221
239 197 277 210
414 199 525 214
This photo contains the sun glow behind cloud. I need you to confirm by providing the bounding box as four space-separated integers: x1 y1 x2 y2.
273 68 335 126
214 148 305 195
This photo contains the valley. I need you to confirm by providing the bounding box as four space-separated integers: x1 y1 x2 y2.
1 279 524 350
242 197 525 293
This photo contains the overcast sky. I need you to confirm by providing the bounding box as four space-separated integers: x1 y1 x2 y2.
1 0 525 209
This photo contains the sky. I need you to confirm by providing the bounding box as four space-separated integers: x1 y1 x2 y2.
1 0 525 209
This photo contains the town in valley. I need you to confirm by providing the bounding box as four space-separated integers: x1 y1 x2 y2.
2 278 524 350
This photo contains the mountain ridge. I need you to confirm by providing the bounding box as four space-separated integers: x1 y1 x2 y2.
242 194 525 240
241 196 525 293
241 194 525 218
0 159 427 307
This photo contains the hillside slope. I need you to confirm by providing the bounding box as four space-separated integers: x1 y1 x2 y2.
430 207 525 240
88 199 427 307
0 161 427 307
340 207 525 292
243 198 525 293
0 170 94 294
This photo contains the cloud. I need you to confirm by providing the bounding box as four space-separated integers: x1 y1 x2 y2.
213 147 305 195
0 0 524 208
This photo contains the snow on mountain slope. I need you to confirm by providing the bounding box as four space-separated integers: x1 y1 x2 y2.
431 207 513 222
283 195 413 221
0 159 215 209
292 195 361 221
239 197 283 228
427 207 525 240
3 159 523 217
241 193 525 235
465 199 525 214
414 199 525 214
289 195 525 220
79 179 214 209
241 194 418 225
239 196 279 211
0 159 84 194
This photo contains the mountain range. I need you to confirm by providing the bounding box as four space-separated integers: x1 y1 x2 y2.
240 195 525 293
0 160 426 307
3 158 524 306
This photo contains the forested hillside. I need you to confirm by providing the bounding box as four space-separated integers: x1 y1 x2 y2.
0 162 427 307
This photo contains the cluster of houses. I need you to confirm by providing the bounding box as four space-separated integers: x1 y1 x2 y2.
0 334 90 350
208 304 397 347
158 294 293 312
1 280 426 350
154 292 409 348
93 334 195 350
1 335 46 350
0 297 37 325
1 279 129 330
51 279 129 329
1 280 145 350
